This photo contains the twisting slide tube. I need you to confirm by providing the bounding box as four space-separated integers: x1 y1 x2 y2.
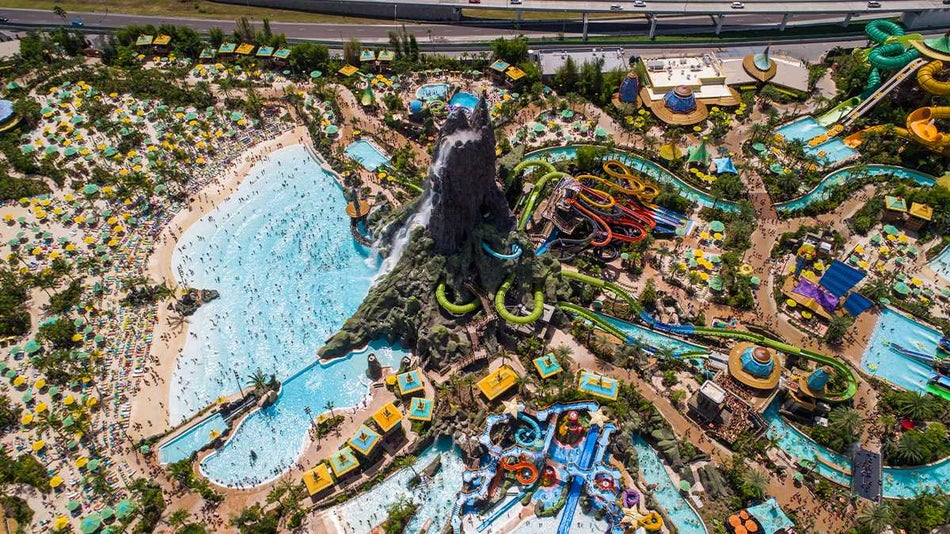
494 276 545 324
482 241 524 260
436 282 480 315
918 60 950 96
865 19 904 44
868 42 919 71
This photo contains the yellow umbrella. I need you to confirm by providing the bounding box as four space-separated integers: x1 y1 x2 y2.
49 475 64 488
713 232 723 240
699 231 711 240
71 333 83 342
786 299 797 308
912 278 922 287
35 402 48 413
34 379 46 390
855 245 865 254
694 249 704 257
887 234 897 242
85 397 98 407
898 234 909 243
64 395 75 406
12 376 25 387
32 440 45 452
75 457 88 468
20 412 33 425
54 517 69 529
801 310 813 320
858 260 870 270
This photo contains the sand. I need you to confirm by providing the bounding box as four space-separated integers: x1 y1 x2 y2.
128 125 311 441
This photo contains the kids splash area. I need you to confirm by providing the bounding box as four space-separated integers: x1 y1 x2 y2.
455 400 668 534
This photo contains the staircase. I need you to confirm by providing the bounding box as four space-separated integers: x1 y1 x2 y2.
841 59 926 127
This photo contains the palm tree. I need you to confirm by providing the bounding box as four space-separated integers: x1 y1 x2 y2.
889 431 926 465
247 368 269 392
828 407 863 443
857 503 894 534
53 5 67 23
323 400 335 418
745 469 769 500
894 391 937 421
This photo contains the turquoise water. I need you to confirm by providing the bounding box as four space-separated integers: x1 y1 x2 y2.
775 117 827 142
775 165 935 213
861 308 939 393
333 437 464 534
809 138 857 165
631 436 707 534
524 145 740 212
744 498 794 534
598 313 710 357
199 343 405 488
449 91 478 111
345 140 390 171
416 83 450 101
171 144 377 422
764 399 950 498
158 413 228 464
929 245 950 283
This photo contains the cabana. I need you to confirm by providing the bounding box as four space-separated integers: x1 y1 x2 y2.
198 48 216 62
818 260 866 298
255 46 274 58
218 43 237 55
407 397 434 422
359 49 376 63
302 463 334 496
395 369 424 396
135 35 154 47
476 365 519 401
505 66 526 84
153 35 171 49
338 64 359 77
235 43 255 56
533 354 563 379
348 424 381 457
371 401 403 434
273 47 291 62
711 157 737 175
906 202 933 232
577 370 618 400
328 446 359 478
377 50 395 62
489 59 510 74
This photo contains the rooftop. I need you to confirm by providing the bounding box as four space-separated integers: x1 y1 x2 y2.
371 401 403 433
909 202 933 221
577 370 618 401
302 463 334 495
533 354 563 379
348 424 381 456
477 365 519 401
328 446 359 477
407 397 434 421
396 369 424 396
537 48 628 77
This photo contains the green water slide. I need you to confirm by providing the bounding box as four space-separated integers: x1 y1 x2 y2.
691 327 858 401
495 276 545 324
868 42 920 71
556 302 628 340
865 19 904 44
512 159 560 231
926 384 950 402
436 282 480 315
559 270 643 314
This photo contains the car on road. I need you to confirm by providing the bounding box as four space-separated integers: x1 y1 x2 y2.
71 17 84 26
610 3 623 9
867 1 881 6
731 1 745 7
633 1 646 6
0 16 8 23
510 0 522 4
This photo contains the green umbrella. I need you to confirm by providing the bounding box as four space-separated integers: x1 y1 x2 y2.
79 514 101 534
893 282 910 296
7 346 21 357
941 287 950 298
879 297 891 305
67 439 78 450
532 123 544 133
709 255 722 264
45 145 59 155
64 147 79 157
21 391 33 403
66 500 81 512
184 112 198 121
750 276 761 286
24 340 41 354
309 70 322 79
3 370 15 379
679 480 691 491
138 445 150 454
230 111 243 121
82 184 99 195
86 459 100 472
99 507 115 521
793 472 804 482
20 144 35 153
560 109 574 119
594 126 608 137
62 415 75 427
323 125 339 135
48 386 60 397
70 115 84 125
41 107 54 115
709 221 725 232
883 224 898 235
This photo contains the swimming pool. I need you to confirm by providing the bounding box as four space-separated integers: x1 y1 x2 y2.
331 437 464 534
775 165 935 213
171 145 377 424
449 91 478 111
631 436 707 534
415 83 450 101
524 145 740 212
861 308 940 394
775 117 856 165
928 245 950 283
764 399 950 498
158 413 228 464
345 140 390 172
598 313 710 357
199 342 406 487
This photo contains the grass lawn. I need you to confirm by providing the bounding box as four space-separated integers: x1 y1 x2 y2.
0 0 379 24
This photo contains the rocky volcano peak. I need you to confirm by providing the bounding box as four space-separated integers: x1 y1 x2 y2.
424 94 513 254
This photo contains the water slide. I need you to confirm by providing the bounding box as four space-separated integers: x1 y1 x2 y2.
917 60 950 96
886 341 937 364
926 382 950 402
481 241 523 260
868 42 920 71
557 302 630 341
511 159 560 230
499 455 540 485
846 106 950 156
638 310 697 335
436 282 480 315
566 198 613 247
841 57 926 127
556 426 601 534
475 487 535 532
514 412 543 449
494 276 545 325
559 270 642 313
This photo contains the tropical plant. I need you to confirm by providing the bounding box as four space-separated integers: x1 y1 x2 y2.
248 368 269 392
857 502 894 534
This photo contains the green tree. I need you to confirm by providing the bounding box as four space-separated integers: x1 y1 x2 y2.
248 368 269 392
53 5 67 23
857 502 893 534
490 36 529 64
38 317 78 350
0 395 20 429
289 42 329 74
342 38 361 66
553 56 579 94
710 172 745 202
824 315 852 345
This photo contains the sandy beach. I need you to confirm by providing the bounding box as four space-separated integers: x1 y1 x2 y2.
129 125 311 441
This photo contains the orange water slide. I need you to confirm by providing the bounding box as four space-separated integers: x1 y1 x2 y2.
500 456 539 485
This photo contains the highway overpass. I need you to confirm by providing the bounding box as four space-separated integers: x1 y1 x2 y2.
210 0 950 35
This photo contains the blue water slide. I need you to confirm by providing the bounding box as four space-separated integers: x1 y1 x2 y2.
476 489 534 532
556 426 601 534
482 240 524 260
535 228 560 255
640 310 697 335
514 413 543 449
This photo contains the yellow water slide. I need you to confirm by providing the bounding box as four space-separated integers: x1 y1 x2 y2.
845 60 950 155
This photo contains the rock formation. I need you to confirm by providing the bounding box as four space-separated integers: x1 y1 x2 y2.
426 96 514 254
